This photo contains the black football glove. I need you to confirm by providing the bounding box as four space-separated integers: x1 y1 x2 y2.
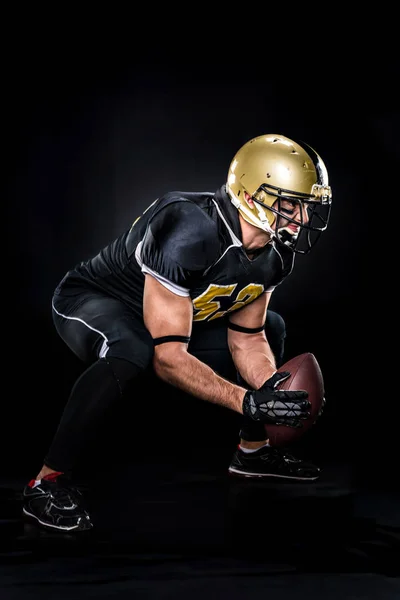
242 371 311 427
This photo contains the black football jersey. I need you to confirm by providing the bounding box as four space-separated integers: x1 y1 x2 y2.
62 185 295 323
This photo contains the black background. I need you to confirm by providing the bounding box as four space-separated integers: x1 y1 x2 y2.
2 24 400 599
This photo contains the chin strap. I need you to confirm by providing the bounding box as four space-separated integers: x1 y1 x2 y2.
254 202 270 227
277 227 297 247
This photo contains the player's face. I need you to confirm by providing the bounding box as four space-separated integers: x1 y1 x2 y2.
275 199 310 234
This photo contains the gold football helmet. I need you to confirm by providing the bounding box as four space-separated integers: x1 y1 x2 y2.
226 134 332 254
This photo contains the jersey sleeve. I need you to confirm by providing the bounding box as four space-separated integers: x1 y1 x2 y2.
138 200 220 294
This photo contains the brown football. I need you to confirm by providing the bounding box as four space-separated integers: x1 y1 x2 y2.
265 352 325 447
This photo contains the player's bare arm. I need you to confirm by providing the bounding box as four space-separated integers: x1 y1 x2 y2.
143 274 247 414
228 292 277 389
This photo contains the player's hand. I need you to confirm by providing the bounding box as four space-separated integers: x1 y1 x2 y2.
242 371 311 427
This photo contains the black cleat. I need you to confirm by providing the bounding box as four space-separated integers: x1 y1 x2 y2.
22 472 93 532
228 445 321 481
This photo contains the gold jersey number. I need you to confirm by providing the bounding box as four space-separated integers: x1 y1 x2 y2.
193 283 264 322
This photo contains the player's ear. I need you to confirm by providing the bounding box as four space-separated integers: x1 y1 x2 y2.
244 192 254 206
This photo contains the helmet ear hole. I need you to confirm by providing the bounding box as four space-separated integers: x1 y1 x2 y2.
243 191 252 204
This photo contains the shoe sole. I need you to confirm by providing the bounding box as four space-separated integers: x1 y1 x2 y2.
228 467 320 481
23 508 93 532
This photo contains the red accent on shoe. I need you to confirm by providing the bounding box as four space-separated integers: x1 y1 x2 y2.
43 471 64 481
27 472 64 488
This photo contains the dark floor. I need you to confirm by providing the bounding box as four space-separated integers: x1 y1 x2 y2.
1 443 399 599
2 367 400 598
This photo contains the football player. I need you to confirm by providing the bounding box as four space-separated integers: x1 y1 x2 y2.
22 134 332 532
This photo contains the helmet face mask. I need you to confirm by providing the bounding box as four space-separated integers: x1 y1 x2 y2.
254 182 332 254
226 134 333 254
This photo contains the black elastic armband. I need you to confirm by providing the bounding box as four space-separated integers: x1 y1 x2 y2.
153 335 190 346
228 322 265 334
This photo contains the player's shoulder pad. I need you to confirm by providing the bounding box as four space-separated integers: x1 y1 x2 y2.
143 193 220 271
